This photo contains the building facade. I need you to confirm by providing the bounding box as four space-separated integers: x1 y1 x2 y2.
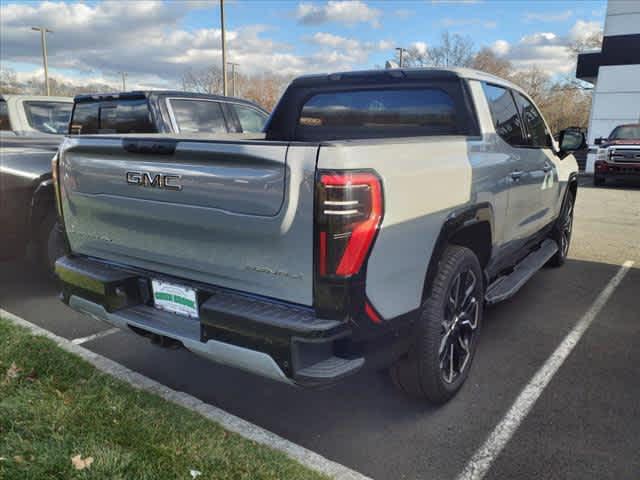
576 0 640 172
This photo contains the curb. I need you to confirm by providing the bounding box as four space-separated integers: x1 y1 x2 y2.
0 308 373 480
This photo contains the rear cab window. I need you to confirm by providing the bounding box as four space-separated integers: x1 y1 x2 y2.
23 101 72 134
168 99 227 133
297 87 461 140
0 99 10 131
70 98 156 134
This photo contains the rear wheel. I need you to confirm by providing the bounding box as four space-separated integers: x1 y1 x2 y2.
548 191 574 267
593 176 605 187
390 245 483 404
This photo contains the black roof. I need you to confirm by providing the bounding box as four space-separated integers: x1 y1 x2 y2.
73 90 267 112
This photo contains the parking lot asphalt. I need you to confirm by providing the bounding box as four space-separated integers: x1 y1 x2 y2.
1 177 638 480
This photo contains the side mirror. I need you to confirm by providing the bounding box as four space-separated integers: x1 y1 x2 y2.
594 137 604 146
559 129 586 153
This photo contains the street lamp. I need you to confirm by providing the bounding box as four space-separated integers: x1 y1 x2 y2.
220 0 227 96
31 26 53 96
395 47 408 68
118 72 128 91
227 62 239 96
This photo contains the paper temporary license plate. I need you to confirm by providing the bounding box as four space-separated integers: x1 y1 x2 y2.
151 279 198 319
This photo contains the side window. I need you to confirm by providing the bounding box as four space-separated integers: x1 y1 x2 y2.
70 102 99 134
233 104 267 133
514 93 550 147
99 99 155 133
169 99 227 133
482 83 525 147
0 100 10 131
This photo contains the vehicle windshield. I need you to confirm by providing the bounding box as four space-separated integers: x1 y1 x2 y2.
24 101 73 134
609 125 640 140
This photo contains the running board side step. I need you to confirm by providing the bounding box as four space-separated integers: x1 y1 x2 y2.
485 239 558 305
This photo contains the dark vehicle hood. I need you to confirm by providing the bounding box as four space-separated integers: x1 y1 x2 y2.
603 139 640 147
0 136 62 182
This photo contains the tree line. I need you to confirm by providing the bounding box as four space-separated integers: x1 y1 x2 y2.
1 30 600 132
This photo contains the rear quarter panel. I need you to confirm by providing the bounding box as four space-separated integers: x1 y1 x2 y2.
317 137 473 318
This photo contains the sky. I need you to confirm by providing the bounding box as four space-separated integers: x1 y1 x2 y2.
0 0 607 90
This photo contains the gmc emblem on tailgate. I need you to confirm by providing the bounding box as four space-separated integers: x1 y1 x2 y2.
126 171 182 191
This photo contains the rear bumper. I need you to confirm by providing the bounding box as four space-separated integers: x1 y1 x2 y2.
56 255 365 387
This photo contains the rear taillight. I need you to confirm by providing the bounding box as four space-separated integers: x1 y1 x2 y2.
51 152 63 218
316 171 383 278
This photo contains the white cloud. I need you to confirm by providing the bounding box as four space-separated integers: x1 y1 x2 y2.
570 20 602 43
441 18 497 29
491 40 511 56
412 42 428 55
524 10 573 23
295 1 381 27
0 0 390 88
309 32 361 50
489 19 603 76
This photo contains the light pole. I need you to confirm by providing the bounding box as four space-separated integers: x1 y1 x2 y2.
220 0 227 96
395 47 407 68
227 62 239 96
31 26 53 96
118 72 128 91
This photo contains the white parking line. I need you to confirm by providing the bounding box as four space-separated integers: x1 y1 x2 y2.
0 308 371 480
71 327 120 345
457 260 635 480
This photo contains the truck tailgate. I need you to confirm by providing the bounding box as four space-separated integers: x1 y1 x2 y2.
58 136 318 306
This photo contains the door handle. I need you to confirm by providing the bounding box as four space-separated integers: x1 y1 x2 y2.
543 162 553 173
511 170 524 181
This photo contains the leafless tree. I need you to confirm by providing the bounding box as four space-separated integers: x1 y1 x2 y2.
404 31 475 68
181 66 224 95
471 48 513 79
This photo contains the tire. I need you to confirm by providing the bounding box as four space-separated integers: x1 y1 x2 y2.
548 191 574 267
390 245 484 404
37 212 64 275
593 176 605 187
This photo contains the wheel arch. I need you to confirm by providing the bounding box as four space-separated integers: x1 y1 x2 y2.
29 175 55 238
421 203 494 302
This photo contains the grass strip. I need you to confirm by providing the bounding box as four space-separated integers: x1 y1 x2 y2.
0 317 328 480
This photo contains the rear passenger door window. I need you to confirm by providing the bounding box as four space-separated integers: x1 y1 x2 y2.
169 99 227 133
232 104 268 133
514 93 550 148
482 83 525 147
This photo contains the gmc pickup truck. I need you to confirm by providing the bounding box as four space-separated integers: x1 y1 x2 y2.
593 123 640 186
1 91 268 271
54 68 584 403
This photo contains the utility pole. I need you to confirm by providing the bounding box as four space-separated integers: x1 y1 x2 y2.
118 72 128 91
395 47 407 68
31 26 53 96
220 0 227 96
227 62 239 96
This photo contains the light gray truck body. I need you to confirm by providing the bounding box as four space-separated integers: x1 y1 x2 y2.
55 68 582 403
